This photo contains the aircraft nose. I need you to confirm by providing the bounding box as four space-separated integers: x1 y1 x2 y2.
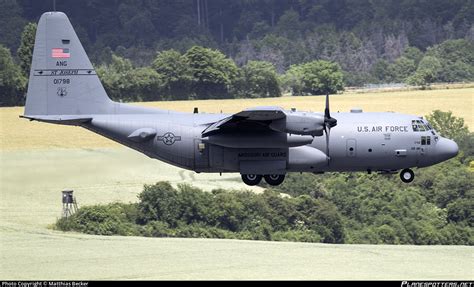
436 137 459 161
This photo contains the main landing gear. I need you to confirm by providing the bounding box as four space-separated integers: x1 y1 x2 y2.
242 170 415 186
241 174 286 186
400 168 415 183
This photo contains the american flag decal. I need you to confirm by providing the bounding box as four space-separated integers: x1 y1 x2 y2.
51 48 70 58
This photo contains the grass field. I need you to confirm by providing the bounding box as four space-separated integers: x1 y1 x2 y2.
2 225 471 280
1 88 473 279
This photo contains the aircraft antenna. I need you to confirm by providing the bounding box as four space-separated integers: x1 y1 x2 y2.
53 0 56 11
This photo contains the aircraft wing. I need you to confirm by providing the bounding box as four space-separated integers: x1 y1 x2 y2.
202 106 286 136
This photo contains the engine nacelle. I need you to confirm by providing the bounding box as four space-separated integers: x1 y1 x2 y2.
269 112 325 136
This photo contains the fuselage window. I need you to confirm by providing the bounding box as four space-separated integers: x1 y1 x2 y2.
420 136 431 145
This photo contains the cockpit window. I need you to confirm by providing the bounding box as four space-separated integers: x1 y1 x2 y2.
412 120 418 131
412 119 433 132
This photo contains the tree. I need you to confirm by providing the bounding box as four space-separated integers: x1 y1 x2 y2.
124 67 163 102
17 23 36 77
281 64 305 95
426 39 474 82
184 46 239 99
235 60 281 98
122 12 155 45
137 182 180 226
370 59 390 83
425 110 473 163
447 198 473 226
386 56 416 83
294 195 345 243
97 54 163 102
0 0 26 51
0 45 27 106
97 55 133 101
275 9 302 39
406 56 442 87
255 35 287 73
376 225 398 244
284 60 344 96
383 34 409 63
402 46 424 65
425 110 469 141
152 49 192 100
5 1 474 102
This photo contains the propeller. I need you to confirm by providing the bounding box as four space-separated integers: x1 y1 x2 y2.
323 93 337 165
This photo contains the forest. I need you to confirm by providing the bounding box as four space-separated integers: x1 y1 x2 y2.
1 0 474 105
55 111 473 245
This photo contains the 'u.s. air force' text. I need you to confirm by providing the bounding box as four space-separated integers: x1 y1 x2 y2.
357 125 409 132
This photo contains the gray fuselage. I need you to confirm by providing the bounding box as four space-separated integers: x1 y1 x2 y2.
83 109 458 175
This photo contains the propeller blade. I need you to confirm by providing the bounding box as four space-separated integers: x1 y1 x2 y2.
323 93 336 165
325 124 330 164
325 93 330 119
324 93 337 128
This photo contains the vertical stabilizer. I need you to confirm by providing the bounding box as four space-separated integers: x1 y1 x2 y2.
24 12 113 116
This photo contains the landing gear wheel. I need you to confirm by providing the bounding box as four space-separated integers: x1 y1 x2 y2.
400 168 415 183
241 174 263 186
264 174 286 186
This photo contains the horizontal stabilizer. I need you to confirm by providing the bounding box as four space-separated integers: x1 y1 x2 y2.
19 115 92 125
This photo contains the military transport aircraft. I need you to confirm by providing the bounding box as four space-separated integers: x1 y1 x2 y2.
22 12 459 186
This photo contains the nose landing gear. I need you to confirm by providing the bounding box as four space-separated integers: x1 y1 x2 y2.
400 168 415 183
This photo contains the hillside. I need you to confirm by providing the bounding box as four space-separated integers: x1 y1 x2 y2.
4 0 473 69
1 0 473 107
